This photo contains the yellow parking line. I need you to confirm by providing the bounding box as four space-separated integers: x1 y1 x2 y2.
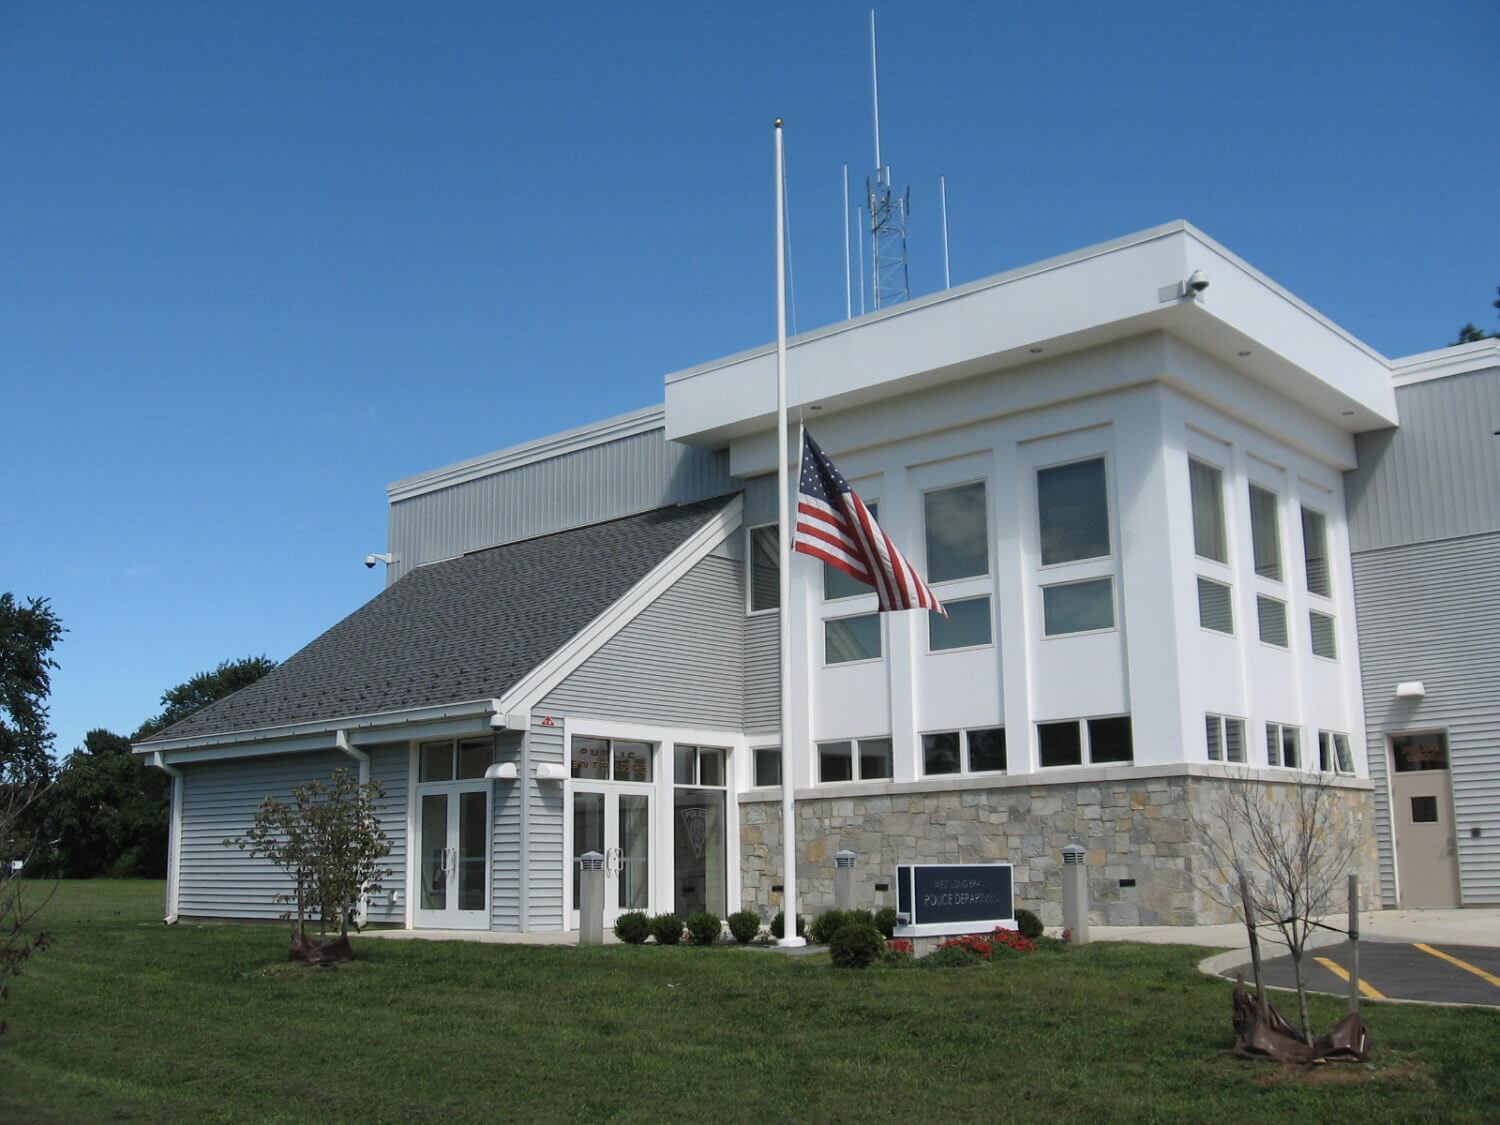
1314 955 1386 1000
1414 943 1500 989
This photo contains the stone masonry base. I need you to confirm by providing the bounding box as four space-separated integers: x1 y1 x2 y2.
738 771 1378 928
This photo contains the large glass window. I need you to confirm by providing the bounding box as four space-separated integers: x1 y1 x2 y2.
824 502 876 600
1042 578 1114 635
921 731 962 775
825 614 882 663
1037 458 1110 565
674 745 726 787
753 747 782 787
1198 577 1234 634
1038 721 1083 767
421 738 495 782
570 737 653 782
924 482 989 582
1301 507 1330 597
1249 485 1282 580
749 525 779 612
929 596 992 651
1039 717 1133 766
1189 459 1227 563
858 738 893 781
673 788 725 918
1088 717 1134 763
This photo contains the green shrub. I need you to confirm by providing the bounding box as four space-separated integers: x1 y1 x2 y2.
828 923 885 969
685 911 721 946
770 910 806 939
1013 908 1044 940
809 910 847 945
874 906 898 939
727 910 761 944
843 908 875 931
881 945 915 968
921 943 985 968
613 911 651 945
649 913 684 945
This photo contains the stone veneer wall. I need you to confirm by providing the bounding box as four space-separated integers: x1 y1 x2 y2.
738 770 1378 927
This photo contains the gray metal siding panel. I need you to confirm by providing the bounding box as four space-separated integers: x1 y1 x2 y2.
178 751 344 919
388 429 734 579
365 744 409 923
1347 369 1500 552
490 733 524 931
741 473 778 528
744 613 780 734
1353 532 1500 906
524 555 745 929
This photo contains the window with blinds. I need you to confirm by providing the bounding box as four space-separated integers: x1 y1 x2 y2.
1310 610 1337 660
1301 507 1330 596
1249 484 1282 580
1189 459 1227 563
1198 577 1234 634
1257 595 1288 647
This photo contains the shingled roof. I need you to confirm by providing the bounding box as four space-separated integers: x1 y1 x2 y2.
139 495 737 744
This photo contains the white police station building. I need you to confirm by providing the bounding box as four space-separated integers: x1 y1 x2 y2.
135 222 1500 930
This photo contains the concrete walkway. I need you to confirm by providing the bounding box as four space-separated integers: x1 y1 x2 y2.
1090 908 1500 951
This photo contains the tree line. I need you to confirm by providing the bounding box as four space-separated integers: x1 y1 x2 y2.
1 592 274 878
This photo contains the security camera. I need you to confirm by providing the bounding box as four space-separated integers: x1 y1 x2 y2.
1186 269 1209 294
364 552 395 569
364 555 378 569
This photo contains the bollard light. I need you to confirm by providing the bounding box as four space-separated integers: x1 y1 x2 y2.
580 850 605 872
834 849 858 869
1062 843 1086 866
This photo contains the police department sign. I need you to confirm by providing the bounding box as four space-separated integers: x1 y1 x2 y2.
895 863 1016 937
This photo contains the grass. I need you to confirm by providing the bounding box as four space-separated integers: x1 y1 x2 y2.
2 881 1498 1123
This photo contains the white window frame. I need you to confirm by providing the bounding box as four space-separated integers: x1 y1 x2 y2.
1247 481 1283 584
925 593 995 654
1265 721 1302 769
1204 714 1247 763
822 495 881 602
1316 730 1354 775
1188 456 1230 566
1034 453 1117 572
919 726 1008 777
1299 504 1333 600
750 744 782 789
815 735 894 784
1036 714 1134 769
1256 593 1290 649
1308 609 1338 662
1197 575 1235 635
1040 575 1117 639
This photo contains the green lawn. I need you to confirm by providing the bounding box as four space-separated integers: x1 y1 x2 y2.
2 881 1498 1123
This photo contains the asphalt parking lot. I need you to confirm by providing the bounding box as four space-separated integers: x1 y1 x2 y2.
1224 940 1500 1007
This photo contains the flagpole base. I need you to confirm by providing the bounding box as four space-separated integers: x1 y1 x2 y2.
777 936 808 949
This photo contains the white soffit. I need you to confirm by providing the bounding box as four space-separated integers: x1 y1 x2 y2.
663 221 1398 446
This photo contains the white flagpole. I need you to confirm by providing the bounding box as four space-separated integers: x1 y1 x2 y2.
774 118 804 947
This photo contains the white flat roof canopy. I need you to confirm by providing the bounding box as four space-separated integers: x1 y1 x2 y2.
664 221 1398 448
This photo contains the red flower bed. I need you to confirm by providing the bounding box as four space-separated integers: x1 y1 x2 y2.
885 938 914 956
936 934 995 960
932 928 1038 960
989 926 1037 954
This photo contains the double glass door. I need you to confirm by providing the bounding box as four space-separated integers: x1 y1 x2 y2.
572 787 651 928
415 784 490 929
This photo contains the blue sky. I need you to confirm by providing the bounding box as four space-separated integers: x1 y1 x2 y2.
3 1 1496 758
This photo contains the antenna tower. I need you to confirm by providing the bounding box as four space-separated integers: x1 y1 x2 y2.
866 10 910 309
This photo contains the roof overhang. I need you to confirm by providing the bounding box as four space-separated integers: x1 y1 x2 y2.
664 221 1398 449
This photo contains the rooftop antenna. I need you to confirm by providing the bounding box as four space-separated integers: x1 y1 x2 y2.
866 9 910 309
940 175 951 289
842 164 852 319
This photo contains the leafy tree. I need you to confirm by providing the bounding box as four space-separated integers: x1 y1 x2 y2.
1452 285 1500 345
41 730 170 878
133 655 276 740
225 769 392 957
0 594 65 787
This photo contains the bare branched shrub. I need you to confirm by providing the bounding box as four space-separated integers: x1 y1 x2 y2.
1 782 55 1038
1191 770 1362 1043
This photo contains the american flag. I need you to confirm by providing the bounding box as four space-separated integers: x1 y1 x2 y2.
793 430 945 615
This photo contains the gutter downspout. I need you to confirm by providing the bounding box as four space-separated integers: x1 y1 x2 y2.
334 730 373 926
149 752 184 924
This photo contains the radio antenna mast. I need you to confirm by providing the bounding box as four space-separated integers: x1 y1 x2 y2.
866 9 910 309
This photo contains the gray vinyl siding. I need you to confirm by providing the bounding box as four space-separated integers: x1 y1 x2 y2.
1346 368 1500 552
491 732 525 931
524 554 745 929
388 427 734 579
1352 532 1500 906
742 473 778 527
178 751 344 920
745 613 780 734
179 747 410 922
365 744 409 923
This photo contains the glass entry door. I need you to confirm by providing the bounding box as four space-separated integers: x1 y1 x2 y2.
571 788 651 929
415 784 490 929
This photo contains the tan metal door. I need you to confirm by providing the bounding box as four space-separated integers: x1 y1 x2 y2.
1390 732 1461 910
